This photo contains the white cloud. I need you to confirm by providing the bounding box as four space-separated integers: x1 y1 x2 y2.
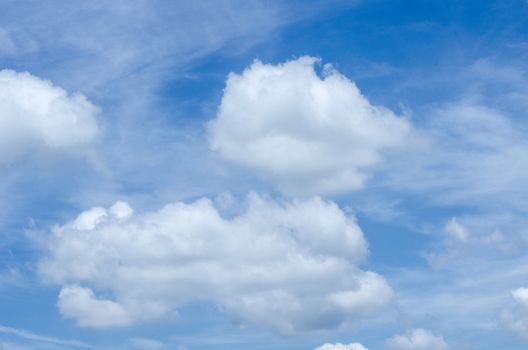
512 288 528 307
385 100 528 211
444 217 470 241
501 287 528 338
0 341 31 350
0 70 99 164
208 57 411 196
314 342 368 350
38 194 392 334
129 338 164 350
0 2 344 95
58 285 132 328
385 329 449 350
0 324 90 348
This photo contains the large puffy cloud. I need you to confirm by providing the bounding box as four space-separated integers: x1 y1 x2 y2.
385 329 449 350
38 195 392 333
314 342 368 350
208 57 411 196
0 70 99 164
501 287 528 338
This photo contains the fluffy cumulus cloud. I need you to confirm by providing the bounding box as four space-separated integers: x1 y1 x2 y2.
501 287 528 338
385 329 449 350
0 70 99 164
314 342 368 350
38 195 392 333
208 56 410 196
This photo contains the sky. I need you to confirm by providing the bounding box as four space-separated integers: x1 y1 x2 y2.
1 0 528 349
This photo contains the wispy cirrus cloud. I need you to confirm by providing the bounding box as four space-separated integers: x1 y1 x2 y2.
0 324 93 349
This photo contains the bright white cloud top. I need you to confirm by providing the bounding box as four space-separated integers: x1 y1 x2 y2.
208 56 411 196
38 194 392 333
314 342 368 350
0 70 99 164
385 329 449 350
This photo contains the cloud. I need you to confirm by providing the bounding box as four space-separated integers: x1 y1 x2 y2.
208 56 411 196
444 217 470 241
0 70 99 165
38 194 392 334
385 329 449 350
0 342 30 350
501 287 528 338
314 342 368 350
385 99 528 211
58 285 132 328
0 325 91 348
129 338 164 350
0 2 346 95
376 58 528 340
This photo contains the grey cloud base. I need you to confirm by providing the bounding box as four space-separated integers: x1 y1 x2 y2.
39 194 392 334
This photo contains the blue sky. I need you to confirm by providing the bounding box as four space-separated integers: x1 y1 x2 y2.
1 1 528 349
